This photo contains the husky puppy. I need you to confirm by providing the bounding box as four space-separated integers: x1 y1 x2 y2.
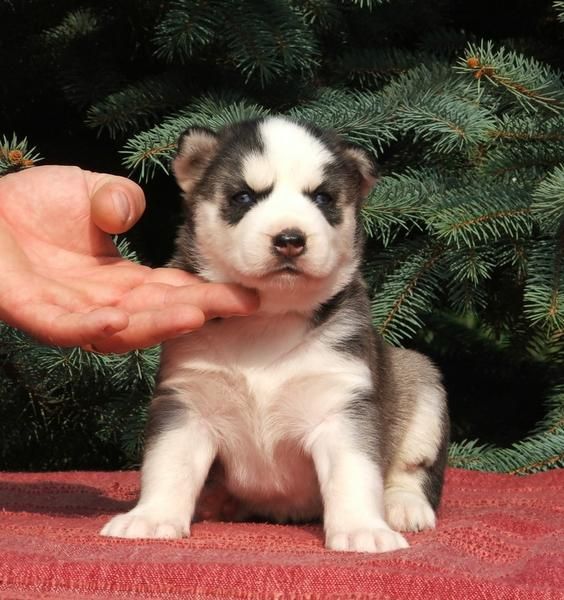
101 116 449 553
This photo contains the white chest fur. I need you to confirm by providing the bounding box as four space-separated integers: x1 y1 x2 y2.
159 312 372 520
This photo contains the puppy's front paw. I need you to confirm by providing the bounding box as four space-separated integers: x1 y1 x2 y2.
325 526 408 553
385 490 436 532
100 507 190 539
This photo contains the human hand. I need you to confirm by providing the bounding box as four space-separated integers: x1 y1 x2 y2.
0 165 258 353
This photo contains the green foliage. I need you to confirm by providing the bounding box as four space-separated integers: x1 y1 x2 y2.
532 165 564 235
1 0 563 473
122 95 270 181
523 239 564 335
428 183 534 248
289 89 397 152
153 0 225 62
0 134 41 177
290 0 342 30
449 384 564 473
397 94 496 154
154 0 320 85
85 74 192 139
554 1 564 22
349 0 390 7
0 325 158 469
371 241 445 345
360 170 431 244
226 1 320 84
42 7 101 45
335 47 427 87
456 41 564 112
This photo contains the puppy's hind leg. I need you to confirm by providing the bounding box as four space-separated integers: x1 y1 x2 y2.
384 383 449 533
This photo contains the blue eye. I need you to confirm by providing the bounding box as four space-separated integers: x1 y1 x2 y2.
313 192 333 206
232 191 256 205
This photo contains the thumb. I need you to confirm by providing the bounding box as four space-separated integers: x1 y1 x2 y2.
87 172 146 235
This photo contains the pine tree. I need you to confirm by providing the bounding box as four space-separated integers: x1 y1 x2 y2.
0 135 40 176
0 0 562 472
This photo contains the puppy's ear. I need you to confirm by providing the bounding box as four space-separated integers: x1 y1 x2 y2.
172 127 219 195
343 144 377 199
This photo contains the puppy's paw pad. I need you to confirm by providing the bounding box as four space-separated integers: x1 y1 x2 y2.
326 527 408 553
100 510 189 539
385 490 436 532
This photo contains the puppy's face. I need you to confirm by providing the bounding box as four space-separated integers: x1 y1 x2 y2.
172 117 375 312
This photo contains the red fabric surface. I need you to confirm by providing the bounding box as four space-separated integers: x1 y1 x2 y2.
0 468 562 600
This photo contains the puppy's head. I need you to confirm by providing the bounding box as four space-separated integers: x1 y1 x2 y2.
171 116 376 313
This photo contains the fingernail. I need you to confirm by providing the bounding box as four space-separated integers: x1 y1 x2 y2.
112 191 130 225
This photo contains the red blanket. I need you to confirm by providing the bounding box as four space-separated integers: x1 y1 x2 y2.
0 468 562 599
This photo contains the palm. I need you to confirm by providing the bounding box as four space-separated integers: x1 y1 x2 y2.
0 166 257 352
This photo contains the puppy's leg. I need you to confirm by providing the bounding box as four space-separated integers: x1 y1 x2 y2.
309 415 408 553
384 383 448 532
101 393 216 539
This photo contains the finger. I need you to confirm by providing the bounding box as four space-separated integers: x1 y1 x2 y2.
87 173 146 235
11 304 130 348
146 267 207 287
90 305 207 354
118 282 260 320
172 283 260 319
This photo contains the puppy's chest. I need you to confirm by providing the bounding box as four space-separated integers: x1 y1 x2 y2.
161 314 370 508
165 314 366 426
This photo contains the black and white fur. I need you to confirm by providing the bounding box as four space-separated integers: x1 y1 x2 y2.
101 117 449 553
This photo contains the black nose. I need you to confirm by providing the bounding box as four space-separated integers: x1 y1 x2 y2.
272 228 306 258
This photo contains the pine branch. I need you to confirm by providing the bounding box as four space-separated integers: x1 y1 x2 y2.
398 92 496 154
457 41 564 113
448 384 564 474
489 114 564 143
480 141 564 178
336 48 427 87
531 165 564 235
0 134 41 177
442 242 523 314
371 241 445 344
446 275 489 314
361 169 439 244
0 325 157 469
529 383 564 437
428 183 534 249
377 61 505 158
523 239 564 335
554 1 564 22
153 0 225 63
119 402 149 466
6 0 561 473
85 74 191 138
347 0 390 7
40 6 125 109
289 0 342 30
42 7 101 46
289 88 397 153
115 236 142 264
224 0 320 86
447 246 497 285
121 95 270 181
381 62 471 110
